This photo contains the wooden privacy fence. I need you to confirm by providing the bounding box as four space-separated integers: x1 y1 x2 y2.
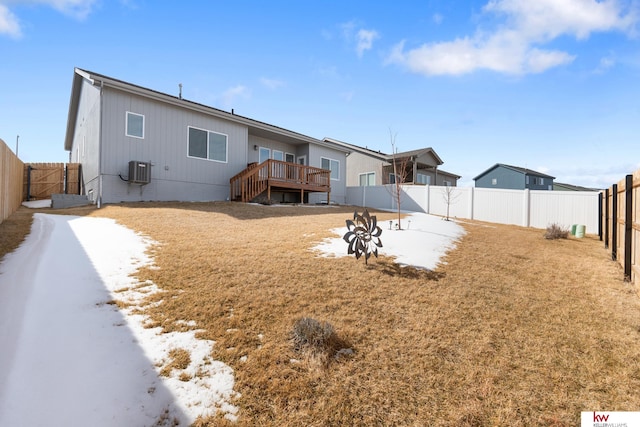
602 170 640 287
23 163 82 201
0 138 24 224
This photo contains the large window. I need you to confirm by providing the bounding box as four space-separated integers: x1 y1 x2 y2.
359 172 375 186
188 127 227 162
272 150 284 161
258 147 270 163
416 173 430 185
321 157 340 180
126 112 144 138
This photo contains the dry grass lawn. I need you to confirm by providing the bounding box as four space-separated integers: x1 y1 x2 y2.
2 202 640 426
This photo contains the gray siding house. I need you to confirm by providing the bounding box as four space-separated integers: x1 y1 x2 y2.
474 163 555 190
323 138 460 187
64 68 349 205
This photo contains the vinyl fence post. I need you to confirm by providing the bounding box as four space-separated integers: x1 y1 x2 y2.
523 189 530 227
612 184 618 261
624 174 633 281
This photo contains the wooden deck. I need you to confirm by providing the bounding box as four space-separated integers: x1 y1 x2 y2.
230 159 331 203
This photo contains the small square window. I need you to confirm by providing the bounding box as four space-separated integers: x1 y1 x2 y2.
126 112 144 138
492 178 497 185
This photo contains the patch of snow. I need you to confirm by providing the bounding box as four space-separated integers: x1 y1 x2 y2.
0 214 238 426
312 212 465 270
21 199 51 208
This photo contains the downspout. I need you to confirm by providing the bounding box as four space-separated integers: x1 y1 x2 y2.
435 165 438 185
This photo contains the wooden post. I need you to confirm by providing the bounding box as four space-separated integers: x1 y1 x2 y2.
300 188 304 204
624 174 633 281
612 184 618 261
598 191 603 241
604 188 610 249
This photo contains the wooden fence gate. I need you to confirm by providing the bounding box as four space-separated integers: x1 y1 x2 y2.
23 163 82 201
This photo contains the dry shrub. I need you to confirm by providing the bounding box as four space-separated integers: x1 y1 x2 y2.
544 223 569 240
291 317 349 366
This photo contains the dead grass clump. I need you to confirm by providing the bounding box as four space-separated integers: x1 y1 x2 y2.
160 348 191 377
544 223 570 240
291 317 349 366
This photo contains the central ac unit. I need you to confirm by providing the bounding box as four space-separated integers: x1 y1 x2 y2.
128 161 151 184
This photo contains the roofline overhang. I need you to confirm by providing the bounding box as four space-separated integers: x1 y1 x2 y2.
65 68 349 153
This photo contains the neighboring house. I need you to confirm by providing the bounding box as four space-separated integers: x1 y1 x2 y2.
553 182 600 191
474 163 555 190
323 138 460 187
64 68 349 206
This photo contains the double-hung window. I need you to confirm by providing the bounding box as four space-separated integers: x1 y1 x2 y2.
321 157 340 180
126 112 144 138
359 172 375 186
188 126 227 162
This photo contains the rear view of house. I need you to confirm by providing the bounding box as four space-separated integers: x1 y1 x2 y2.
324 138 460 187
474 163 555 190
64 68 348 205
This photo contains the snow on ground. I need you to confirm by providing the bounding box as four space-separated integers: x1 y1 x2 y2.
0 208 463 426
313 212 466 270
0 214 238 427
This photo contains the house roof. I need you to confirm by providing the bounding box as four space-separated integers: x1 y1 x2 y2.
323 138 444 165
473 163 556 181
64 68 350 153
553 182 601 191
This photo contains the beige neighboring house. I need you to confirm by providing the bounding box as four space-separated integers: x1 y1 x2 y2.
324 138 460 187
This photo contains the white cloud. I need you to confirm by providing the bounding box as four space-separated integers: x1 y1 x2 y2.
387 0 639 76
594 55 616 73
220 85 250 109
356 28 379 57
0 4 22 38
339 20 380 57
259 77 285 90
0 0 97 37
432 13 444 25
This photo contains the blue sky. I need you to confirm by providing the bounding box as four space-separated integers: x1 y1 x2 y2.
1 0 639 188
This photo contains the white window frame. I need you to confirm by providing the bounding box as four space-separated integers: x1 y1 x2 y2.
187 126 228 163
416 173 430 185
258 147 271 163
272 150 284 161
285 152 295 163
359 172 375 186
321 157 340 181
492 178 497 185
443 180 452 186
297 155 306 165
126 112 145 139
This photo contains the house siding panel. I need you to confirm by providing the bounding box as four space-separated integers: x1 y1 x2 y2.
308 144 347 204
69 79 101 201
98 87 248 203
475 166 525 189
344 151 385 186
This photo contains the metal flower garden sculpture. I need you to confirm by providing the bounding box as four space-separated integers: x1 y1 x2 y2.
343 209 383 264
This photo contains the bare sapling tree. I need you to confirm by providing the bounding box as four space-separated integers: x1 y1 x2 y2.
442 184 461 221
386 129 410 230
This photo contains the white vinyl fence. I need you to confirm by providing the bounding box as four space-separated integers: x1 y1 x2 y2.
347 185 600 234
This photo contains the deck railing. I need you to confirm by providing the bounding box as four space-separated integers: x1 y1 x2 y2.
230 159 330 202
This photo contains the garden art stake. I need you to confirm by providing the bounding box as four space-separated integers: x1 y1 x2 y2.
343 209 383 264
